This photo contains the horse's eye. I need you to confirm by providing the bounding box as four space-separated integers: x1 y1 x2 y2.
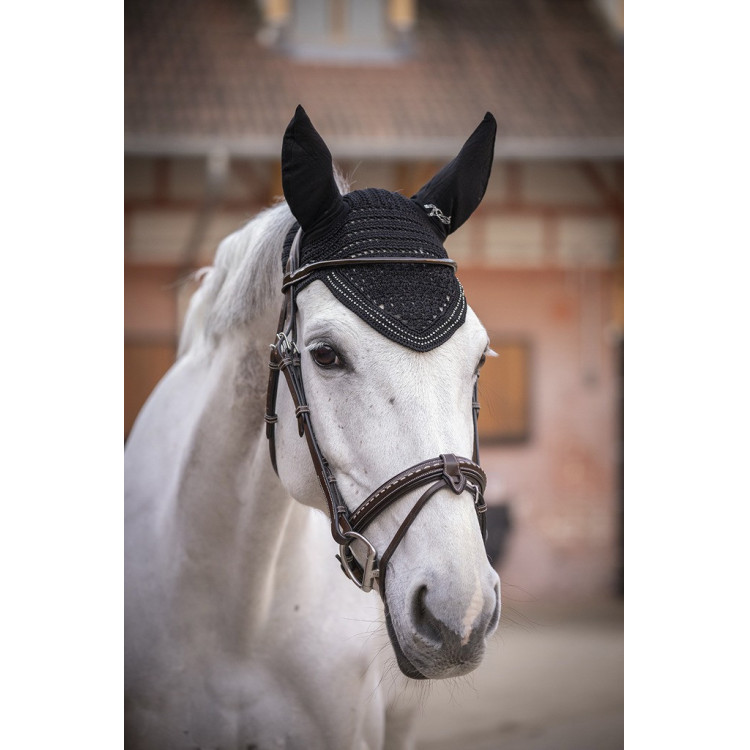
311 344 340 368
475 353 487 375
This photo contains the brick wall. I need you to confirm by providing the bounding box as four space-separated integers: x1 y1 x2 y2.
462 268 622 601
124 155 624 600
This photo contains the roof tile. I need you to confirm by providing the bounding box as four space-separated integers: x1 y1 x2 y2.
125 0 623 155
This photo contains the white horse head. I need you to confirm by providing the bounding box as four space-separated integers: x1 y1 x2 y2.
270 108 500 680
274 282 500 678
125 106 500 749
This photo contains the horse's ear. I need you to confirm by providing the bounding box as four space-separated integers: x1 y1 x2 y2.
411 112 497 239
282 105 348 235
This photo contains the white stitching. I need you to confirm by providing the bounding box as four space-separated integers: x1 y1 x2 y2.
350 457 484 523
350 461 444 520
327 274 466 347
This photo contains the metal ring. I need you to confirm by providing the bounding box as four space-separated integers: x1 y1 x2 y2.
338 531 379 593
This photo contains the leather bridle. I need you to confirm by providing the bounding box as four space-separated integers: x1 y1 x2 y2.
264 228 487 595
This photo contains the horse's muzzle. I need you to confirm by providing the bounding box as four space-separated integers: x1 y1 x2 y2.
385 577 500 680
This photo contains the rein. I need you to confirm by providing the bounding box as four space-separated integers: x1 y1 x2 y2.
264 228 487 595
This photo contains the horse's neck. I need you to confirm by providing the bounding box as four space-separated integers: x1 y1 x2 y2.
126 320 312 650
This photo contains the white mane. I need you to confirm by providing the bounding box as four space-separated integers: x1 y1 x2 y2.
177 200 295 357
178 173 351 358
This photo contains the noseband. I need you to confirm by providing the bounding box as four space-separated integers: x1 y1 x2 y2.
265 228 487 595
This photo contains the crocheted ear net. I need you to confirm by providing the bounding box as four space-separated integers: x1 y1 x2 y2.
282 188 466 352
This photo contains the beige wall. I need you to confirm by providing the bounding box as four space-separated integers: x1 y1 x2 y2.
462 268 622 601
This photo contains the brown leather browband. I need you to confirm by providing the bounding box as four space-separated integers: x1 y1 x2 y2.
265 228 487 595
281 256 457 291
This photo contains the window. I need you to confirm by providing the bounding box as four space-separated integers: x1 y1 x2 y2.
261 0 413 63
477 339 531 443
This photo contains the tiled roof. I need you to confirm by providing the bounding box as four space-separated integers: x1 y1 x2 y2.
125 0 623 159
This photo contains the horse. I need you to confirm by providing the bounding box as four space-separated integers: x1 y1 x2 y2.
125 105 501 750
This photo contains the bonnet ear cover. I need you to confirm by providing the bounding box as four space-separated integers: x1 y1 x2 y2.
412 112 497 240
281 105 349 239
279 108 497 352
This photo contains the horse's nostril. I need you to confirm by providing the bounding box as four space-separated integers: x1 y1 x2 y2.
411 586 442 646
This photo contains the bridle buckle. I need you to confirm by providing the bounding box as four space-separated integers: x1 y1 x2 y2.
338 531 379 593
469 481 488 542
275 331 298 357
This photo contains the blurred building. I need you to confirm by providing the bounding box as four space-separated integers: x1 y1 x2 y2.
125 0 624 601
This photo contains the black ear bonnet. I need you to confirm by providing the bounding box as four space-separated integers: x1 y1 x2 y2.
281 106 496 352
282 189 464 351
